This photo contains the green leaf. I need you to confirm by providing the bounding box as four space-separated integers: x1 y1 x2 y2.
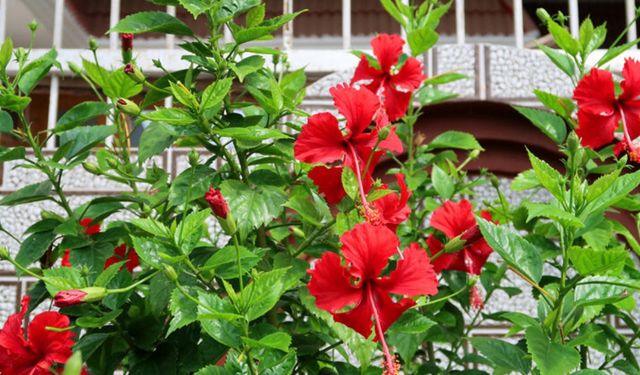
58 125 116 159
407 26 438 56
230 56 264 82
246 5 266 27
527 149 564 201
379 0 405 26
139 122 177 162
202 246 263 279
478 218 543 283
143 108 195 125
55 102 112 132
168 165 215 207
175 209 210 254
0 94 31 112
213 126 288 142
76 309 122 328
178 0 215 18
388 309 436 334
426 130 482 151
582 169 640 216
0 147 26 162
200 78 233 111
471 337 531 374
109 11 194 36
514 106 567 144
423 72 468 86
416 86 458 106
19 49 58 95
285 192 329 227
197 293 243 348
512 169 541 191
597 38 640 67
16 230 56 268
547 20 580 55
0 110 13 133
568 247 629 276
167 288 198 336
340 166 359 201
526 325 580 375
234 12 303 44
0 180 52 206
0 38 13 73
431 165 454 199
539 44 575 77
574 276 635 306
220 180 287 239
130 218 172 238
239 268 289 321
533 90 575 118
242 332 291 352
523 202 583 228
214 0 261 22
195 366 231 375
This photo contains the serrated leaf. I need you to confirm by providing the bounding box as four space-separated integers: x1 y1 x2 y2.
0 110 14 133
471 337 531 374
431 165 454 199
539 44 575 77
110 11 194 36
139 122 178 162
514 106 566 144
526 325 580 375
527 149 564 201
201 78 233 110
426 130 482 151
242 332 291 352
167 288 198 336
55 102 112 132
0 180 52 206
524 202 583 228
239 268 289 321
568 247 629 276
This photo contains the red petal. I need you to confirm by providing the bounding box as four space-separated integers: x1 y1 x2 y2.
620 58 640 103
340 223 398 280
378 126 404 154
573 68 617 117
371 34 404 73
370 287 415 336
391 57 425 92
372 174 412 231
333 291 374 338
330 84 379 136
576 111 618 149
0 296 29 357
376 243 438 297
308 165 346 205
464 240 494 275
351 55 384 90
382 81 412 122
294 112 346 164
430 199 477 239
27 312 74 366
126 249 140 272
307 252 363 313
103 256 119 271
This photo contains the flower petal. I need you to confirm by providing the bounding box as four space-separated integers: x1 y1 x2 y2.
573 68 617 117
391 57 425 92
371 34 404 73
576 110 618 149
330 84 380 136
378 126 404 154
27 311 74 367
308 252 363 313
308 165 346 205
370 287 415 336
377 243 438 297
620 58 640 103
430 199 477 239
381 81 412 122
294 112 346 164
464 240 494 275
0 296 29 357
340 223 398 280
333 292 374 338
351 55 384 90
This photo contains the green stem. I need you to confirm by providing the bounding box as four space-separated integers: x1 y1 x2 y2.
233 234 244 290
293 219 336 257
108 270 160 294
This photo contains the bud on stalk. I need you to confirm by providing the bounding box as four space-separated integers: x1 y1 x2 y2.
116 98 141 117
53 287 107 308
121 33 134 64
82 162 101 175
0 246 9 260
124 63 146 83
164 265 178 282
205 187 237 235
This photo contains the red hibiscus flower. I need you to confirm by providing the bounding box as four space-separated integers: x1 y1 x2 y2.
352 34 426 121
371 173 411 231
80 218 100 236
54 290 88 308
104 244 139 273
427 199 493 275
0 296 75 375
307 223 437 374
295 84 401 205
573 59 640 161
205 187 230 219
61 249 72 267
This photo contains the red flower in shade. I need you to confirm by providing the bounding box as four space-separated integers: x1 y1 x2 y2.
121 33 134 51
0 296 75 375
352 34 426 121
205 187 230 219
308 223 437 374
295 84 402 205
427 199 494 275
371 173 411 231
80 218 100 236
104 244 140 273
61 249 72 268
53 290 88 308
573 59 640 161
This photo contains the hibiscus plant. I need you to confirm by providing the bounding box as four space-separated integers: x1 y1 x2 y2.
0 1 639 374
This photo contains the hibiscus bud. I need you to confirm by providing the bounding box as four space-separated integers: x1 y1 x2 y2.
469 149 481 159
536 8 551 23
443 234 466 253
121 33 134 64
164 265 178 282
116 98 141 116
378 126 391 141
489 175 501 189
0 246 9 260
124 63 146 83
188 149 200 167
152 59 163 69
54 287 107 308
82 162 101 175
68 62 83 76
28 19 38 32
89 37 99 52
106 156 120 170
205 187 237 235
461 225 482 245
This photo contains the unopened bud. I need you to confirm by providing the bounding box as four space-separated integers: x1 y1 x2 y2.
0 246 10 260
567 131 580 154
378 126 391 141
152 59 163 69
89 38 99 52
68 62 83 76
121 33 134 64
164 265 178 282
188 149 200 167
205 187 237 235
489 175 501 189
443 235 466 254
106 156 120 170
82 162 101 175
53 287 107 308
116 98 141 116
28 20 38 33
124 63 145 83
469 149 481 159
536 8 551 23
